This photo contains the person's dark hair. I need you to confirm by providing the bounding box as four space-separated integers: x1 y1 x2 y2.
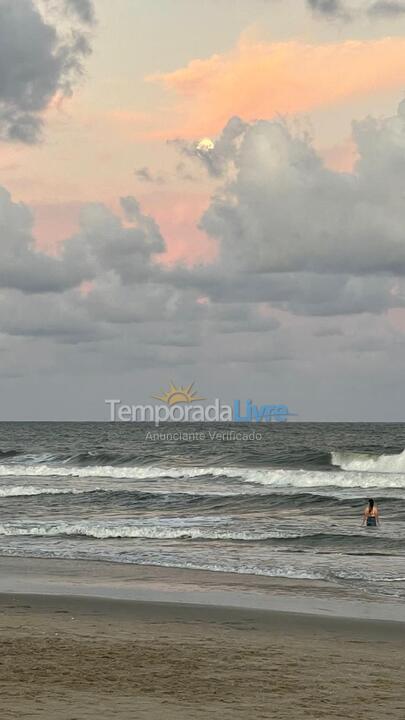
368 498 374 510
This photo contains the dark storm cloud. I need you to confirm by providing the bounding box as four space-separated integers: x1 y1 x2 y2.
0 0 94 143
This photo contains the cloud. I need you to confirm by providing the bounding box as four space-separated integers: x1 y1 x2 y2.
307 0 405 19
307 0 345 15
175 162 196 182
203 301 280 334
200 103 405 279
10 98 405 337
134 166 165 184
173 117 247 177
172 265 402 316
5 100 405 390
140 191 217 266
149 36 405 139
0 289 110 344
65 197 166 285
314 326 344 337
0 189 189 347
368 1 405 15
0 0 94 143
0 188 166 296
65 0 95 25
0 186 84 292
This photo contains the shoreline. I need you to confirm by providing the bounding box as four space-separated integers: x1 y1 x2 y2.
1 555 404 623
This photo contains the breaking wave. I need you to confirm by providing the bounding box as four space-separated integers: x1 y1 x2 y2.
0 521 293 541
332 449 405 474
0 486 94 497
1 462 405 488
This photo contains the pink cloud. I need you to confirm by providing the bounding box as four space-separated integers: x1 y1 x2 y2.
79 280 95 296
148 36 405 139
319 137 359 173
140 191 217 266
388 308 405 334
33 203 82 254
32 193 216 268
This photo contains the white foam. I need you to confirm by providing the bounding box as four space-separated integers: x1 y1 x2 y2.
1 461 405 488
0 486 89 497
0 520 296 541
332 449 405 474
0 463 219 480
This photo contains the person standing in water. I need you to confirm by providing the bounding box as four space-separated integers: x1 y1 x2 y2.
362 498 380 527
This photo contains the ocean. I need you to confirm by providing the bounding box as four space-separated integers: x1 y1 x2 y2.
0 422 405 600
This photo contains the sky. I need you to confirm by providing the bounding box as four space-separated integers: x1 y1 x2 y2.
2 0 405 420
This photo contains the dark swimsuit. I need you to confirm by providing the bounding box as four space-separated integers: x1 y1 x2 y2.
366 515 377 527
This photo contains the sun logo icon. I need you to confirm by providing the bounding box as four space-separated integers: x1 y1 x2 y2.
152 382 204 406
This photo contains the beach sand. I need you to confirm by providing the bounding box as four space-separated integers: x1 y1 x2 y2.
0 558 404 719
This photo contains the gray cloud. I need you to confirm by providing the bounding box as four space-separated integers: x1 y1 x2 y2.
313 326 344 337
175 162 196 182
0 289 111 344
305 0 405 19
169 264 403 316
65 0 95 25
0 0 94 143
0 186 85 292
368 1 405 15
64 197 166 286
306 0 345 15
200 105 405 279
0 188 166 297
134 166 165 184
4 100 405 407
172 116 247 178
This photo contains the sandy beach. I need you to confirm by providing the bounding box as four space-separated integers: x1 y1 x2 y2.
0 559 404 719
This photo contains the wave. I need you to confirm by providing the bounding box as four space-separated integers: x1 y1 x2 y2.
0 450 22 459
0 486 95 497
0 520 402 547
0 541 402 586
0 447 334 468
0 463 219 480
332 449 405 474
2 445 405 475
0 521 294 541
2 461 405 489
0 545 328 582
0 450 167 467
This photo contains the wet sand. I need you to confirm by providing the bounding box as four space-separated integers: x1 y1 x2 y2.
0 561 405 719
1 555 405 621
